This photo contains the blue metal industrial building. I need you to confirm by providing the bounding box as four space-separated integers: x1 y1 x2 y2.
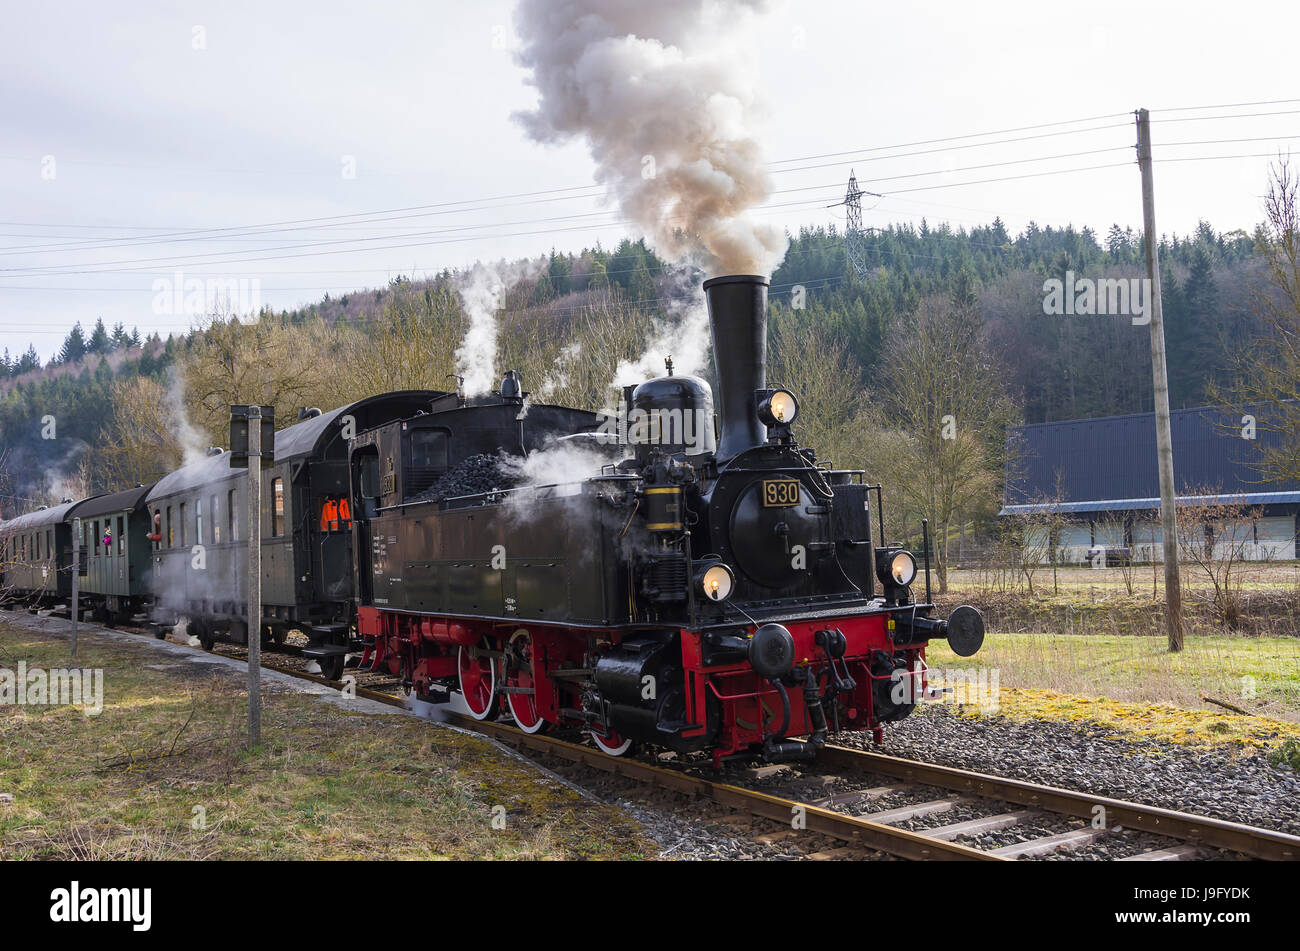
1001 404 1300 562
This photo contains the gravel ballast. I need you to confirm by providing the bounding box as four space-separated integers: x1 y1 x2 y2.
833 705 1300 836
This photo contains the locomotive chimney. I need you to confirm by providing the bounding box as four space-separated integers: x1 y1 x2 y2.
703 274 768 462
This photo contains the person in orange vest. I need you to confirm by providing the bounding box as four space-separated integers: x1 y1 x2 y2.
337 495 351 530
320 497 339 533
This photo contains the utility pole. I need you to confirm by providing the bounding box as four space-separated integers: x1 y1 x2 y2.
70 516 80 658
1136 108 1184 652
232 404 272 747
246 406 262 746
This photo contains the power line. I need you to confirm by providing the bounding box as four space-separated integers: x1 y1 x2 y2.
1153 97 1300 113
0 109 1146 244
1153 108 1300 124
0 147 1139 273
0 125 1139 258
0 103 1277 267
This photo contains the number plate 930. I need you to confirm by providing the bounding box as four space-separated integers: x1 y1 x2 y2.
761 479 801 507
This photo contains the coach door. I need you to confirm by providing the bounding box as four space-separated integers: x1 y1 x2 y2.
352 448 381 604
312 462 353 602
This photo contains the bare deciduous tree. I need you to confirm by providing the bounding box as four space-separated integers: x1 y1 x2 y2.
872 293 1020 592
769 317 871 473
183 315 340 444
1213 158 1300 483
1175 488 1268 628
1001 512 1053 596
94 376 187 488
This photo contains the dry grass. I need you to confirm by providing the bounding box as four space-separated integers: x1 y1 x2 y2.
0 623 653 860
925 630 1300 751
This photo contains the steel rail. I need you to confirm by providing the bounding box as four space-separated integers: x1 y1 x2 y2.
818 744 1300 861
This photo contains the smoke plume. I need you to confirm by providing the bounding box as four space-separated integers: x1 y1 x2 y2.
513 0 788 277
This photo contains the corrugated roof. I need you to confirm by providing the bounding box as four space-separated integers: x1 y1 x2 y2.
1004 403 1300 508
1000 490 1300 516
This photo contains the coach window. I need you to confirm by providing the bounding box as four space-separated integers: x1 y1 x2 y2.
272 479 285 536
179 502 187 546
167 506 174 548
117 516 124 556
92 521 100 556
47 529 53 558
196 498 203 546
228 488 238 541
210 494 220 543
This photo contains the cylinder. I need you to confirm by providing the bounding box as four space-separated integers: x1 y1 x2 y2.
703 274 768 462
642 486 684 532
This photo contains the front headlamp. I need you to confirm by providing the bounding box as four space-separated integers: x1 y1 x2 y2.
698 562 735 602
876 549 917 587
758 389 799 426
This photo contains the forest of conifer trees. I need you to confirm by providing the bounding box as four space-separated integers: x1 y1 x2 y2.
0 217 1277 513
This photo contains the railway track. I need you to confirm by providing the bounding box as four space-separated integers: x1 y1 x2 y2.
177 631 1300 862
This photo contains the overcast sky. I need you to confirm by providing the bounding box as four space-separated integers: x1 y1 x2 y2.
1 0 1297 361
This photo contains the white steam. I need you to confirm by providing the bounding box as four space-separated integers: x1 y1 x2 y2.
534 341 582 401
612 291 711 389
500 441 611 488
513 0 788 277
166 367 209 467
454 259 542 397
497 440 618 524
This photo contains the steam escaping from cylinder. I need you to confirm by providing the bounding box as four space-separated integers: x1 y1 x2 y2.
512 0 788 277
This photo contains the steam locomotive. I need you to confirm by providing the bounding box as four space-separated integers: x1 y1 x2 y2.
349 274 984 765
0 274 983 765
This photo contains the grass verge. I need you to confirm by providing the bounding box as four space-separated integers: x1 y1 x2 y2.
925 631 1300 754
0 622 654 860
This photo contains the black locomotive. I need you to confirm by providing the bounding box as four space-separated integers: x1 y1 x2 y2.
350 275 985 764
